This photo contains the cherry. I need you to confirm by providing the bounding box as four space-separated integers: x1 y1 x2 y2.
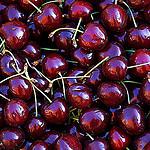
0 1 7 13
33 3 63 32
20 140 32 150
2 4 26 22
41 98 69 124
9 76 33 101
101 4 128 32
42 53 68 79
66 83 92 109
0 127 25 149
98 0 114 12
125 24 150 49
144 142 150 150
144 4 150 23
70 47 94 68
129 49 150 78
97 81 126 108
108 126 131 150
102 56 127 81
18 0 43 12
117 104 145 135
54 133 82 150
53 88 63 99
79 107 109 135
79 23 108 51
97 41 124 61
64 0 75 10
84 138 110 150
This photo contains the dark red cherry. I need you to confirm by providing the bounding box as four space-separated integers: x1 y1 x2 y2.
108 126 131 150
42 53 68 79
18 0 43 12
66 83 92 109
84 138 110 150
144 142 150 150
71 47 94 68
79 107 109 135
102 56 127 81
68 0 93 22
33 3 62 32
97 41 124 61
129 49 150 78
134 130 150 150
144 4 150 23
0 21 29 50
54 133 82 150
98 0 114 12
9 76 33 101
4 98 28 127
2 4 26 22
79 23 108 51
0 103 5 129
29 140 51 150
97 81 126 108
125 24 150 49
101 4 128 32
25 116 47 139
42 98 69 124
20 140 32 150
0 53 23 77
41 131 61 148
0 1 7 13
53 88 63 99
140 77 150 105
118 104 145 135
17 40 41 62
64 0 75 10
0 127 25 149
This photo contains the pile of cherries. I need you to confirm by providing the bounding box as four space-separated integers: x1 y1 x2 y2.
0 0 149 149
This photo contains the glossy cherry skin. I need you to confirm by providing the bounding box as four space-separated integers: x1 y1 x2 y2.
144 4 150 23
97 81 126 108
84 138 110 150
29 140 51 150
52 88 63 99
79 23 108 51
0 1 7 13
68 0 93 22
64 0 75 10
102 56 127 81
0 127 25 149
117 104 145 135
9 76 33 101
125 25 150 49
101 4 127 32
25 116 47 139
98 0 114 12
18 0 43 12
79 108 109 135
71 47 94 68
17 40 41 62
97 41 124 61
140 77 150 105
66 83 92 109
54 133 82 150
20 140 32 150
0 53 23 77
108 126 131 150
2 4 26 22
4 98 28 127
33 3 62 32
42 98 69 124
129 49 150 78
134 130 150 150
42 53 68 79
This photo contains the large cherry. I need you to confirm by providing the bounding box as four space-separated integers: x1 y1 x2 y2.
79 23 108 51
101 4 128 32
144 4 150 23
0 21 29 50
117 104 145 135
79 107 109 135
97 81 126 108
33 3 63 32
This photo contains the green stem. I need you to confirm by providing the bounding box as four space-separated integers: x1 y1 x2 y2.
127 62 150 69
0 94 10 101
122 80 141 85
125 50 135 53
40 48 59 51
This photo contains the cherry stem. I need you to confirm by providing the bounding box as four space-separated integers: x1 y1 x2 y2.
125 50 135 53
69 108 77 113
91 12 99 20
0 94 10 101
146 111 150 119
26 0 42 13
0 39 5 50
86 132 94 141
48 27 84 38
120 81 130 105
72 17 82 48
82 56 109 79
93 97 99 102
40 48 59 51
127 62 150 69
70 117 79 122
122 1 137 28
115 0 117 5
122 80 141 85
126 147 130 150
78 109 82 117
66 60 78 64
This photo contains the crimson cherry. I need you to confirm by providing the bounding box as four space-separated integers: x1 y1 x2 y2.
79 107 109 135
144 4 150 23
98 0 114 12
64 0 75 10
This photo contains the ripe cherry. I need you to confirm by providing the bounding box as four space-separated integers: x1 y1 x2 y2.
98 0 114 12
